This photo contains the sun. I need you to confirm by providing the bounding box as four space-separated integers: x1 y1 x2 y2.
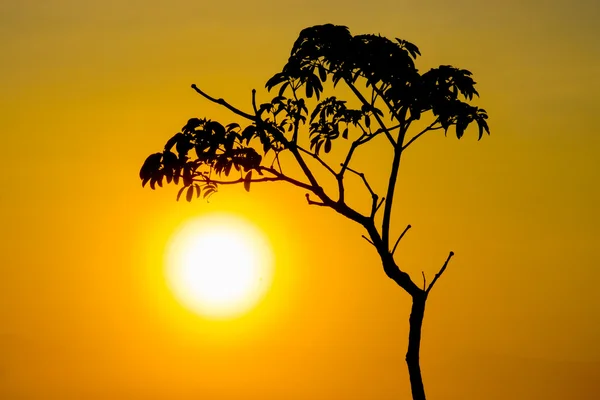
164 213 274 319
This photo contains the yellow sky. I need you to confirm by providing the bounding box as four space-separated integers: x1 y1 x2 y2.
1 1 599 399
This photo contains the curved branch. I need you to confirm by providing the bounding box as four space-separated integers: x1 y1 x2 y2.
402 118 443 151
391 224 412 255
425 251 454 295
381 107 409 248
191 84 256 121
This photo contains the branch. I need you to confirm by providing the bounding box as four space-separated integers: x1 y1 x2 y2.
391 224 412 255
344 78 396 146
425 251 455 295
305 193 327 206
366 123 402 143
421 271 426 291
341 164 380 216
401 119 443 151
193 175 281 186
361 235 375 246
381 107 409 248
375 197 385 214
259 166 314 192
343 165 377 199
191 84 256 121
297 145 337 177
251 88 259 114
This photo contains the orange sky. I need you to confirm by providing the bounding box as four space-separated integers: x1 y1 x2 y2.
1 1 599 399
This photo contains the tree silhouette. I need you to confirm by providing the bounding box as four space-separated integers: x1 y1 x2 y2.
139 24 489 400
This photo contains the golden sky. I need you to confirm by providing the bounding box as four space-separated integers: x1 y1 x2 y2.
1 0 599 399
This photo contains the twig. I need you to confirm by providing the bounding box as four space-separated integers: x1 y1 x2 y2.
343 164 378 200
305 193 327 207
361 235 375 246
426 251 455 295
391 224 412 255
375 197 385 213
191 84 255 121
275 152 283 174
258 166 314 192
421 271 426 291
401 119 444 150
297 146 337 176
251 88 258 114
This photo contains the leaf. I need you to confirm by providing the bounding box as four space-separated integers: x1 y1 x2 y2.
241 125 257 144
186 186 194 202
310 102 323 123
176 186 186 201
278 81 290 97
265 73 287 91
162 151 178 167
182 118 202 133
244 170 252 192
224 162 232 176
164 133 182 152
306 81 313 98
317 64 327 82
342 127 348 139
141 177 150 187
365 115 371 128
324 138 332 153
139 153 162 180
195 184 201 198
315 140 323 155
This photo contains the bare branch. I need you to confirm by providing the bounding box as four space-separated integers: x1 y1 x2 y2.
342 164 378 200
361 235 375 246
251 88 258 114
340 163 380 217
375 197 385 214
421 271 426 291
402 119 443 151
426 251 455 295
391 224 412 255
191 84 255 121
381 106 411 249
297 145 337 177
275 152 283 174
259 166 314 192
305 193 327 207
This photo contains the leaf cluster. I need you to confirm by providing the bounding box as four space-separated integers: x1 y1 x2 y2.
265 24 489 139
139 118 267 201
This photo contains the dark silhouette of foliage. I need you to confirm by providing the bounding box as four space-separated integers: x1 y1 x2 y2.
139 24 489 400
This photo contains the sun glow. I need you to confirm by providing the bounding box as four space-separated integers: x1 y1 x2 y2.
165 213 274 319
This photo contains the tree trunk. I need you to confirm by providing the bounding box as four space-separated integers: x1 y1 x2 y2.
406 292 427 400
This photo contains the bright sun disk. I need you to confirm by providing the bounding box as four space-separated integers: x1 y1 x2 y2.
165 213 273 319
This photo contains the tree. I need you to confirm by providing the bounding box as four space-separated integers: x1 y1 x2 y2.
139 24 489 400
